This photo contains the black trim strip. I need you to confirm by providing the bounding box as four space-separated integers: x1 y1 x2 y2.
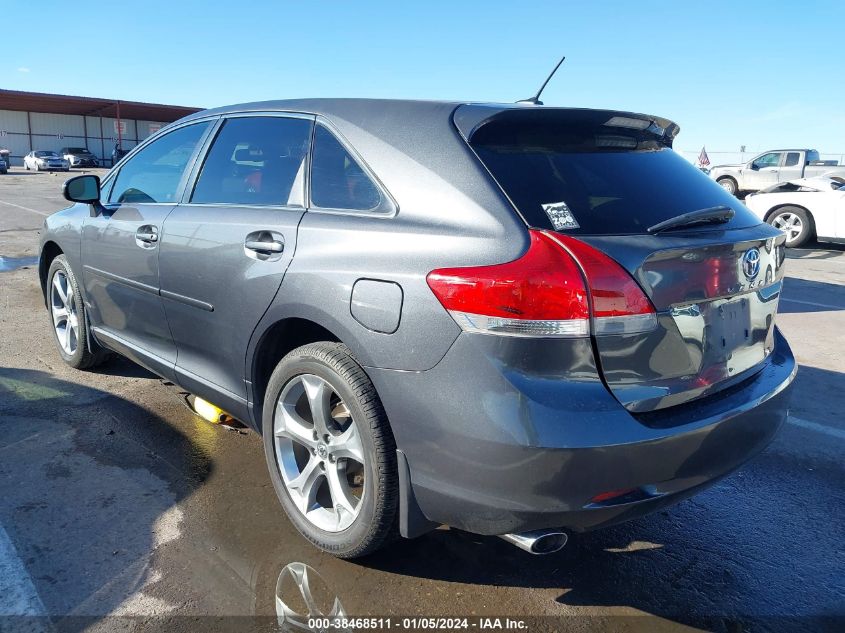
160 289 214 312
84 264 214 312
83 265 158 296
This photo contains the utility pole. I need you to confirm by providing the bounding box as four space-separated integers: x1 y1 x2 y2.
116 100 122 149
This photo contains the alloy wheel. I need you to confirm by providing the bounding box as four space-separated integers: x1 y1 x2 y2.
718 179 736 195
273 374 365 532
772 212 803 243
51 270 79 355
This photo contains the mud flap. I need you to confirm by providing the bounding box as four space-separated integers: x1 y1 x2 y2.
397 449 439 539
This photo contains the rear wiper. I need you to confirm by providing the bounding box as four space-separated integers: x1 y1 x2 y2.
647 205 735 234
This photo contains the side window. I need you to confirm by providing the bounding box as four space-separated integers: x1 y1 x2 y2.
310 125 382 211
784 152 801 167
752 152 781 169
191 116 312 207
108 122 210 204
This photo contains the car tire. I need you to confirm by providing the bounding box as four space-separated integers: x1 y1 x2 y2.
25 162 30 170
717 177 738 196
768 206 814 248
47 255 110 370
262 342 399 559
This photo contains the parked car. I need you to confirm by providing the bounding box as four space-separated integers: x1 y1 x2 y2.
710 149 845 195
0 148 8 174
24 150 69 172
40 100 795 558
61 147 99 168
745 176 845 247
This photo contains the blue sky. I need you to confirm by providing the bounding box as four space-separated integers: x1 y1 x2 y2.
4 1 844 163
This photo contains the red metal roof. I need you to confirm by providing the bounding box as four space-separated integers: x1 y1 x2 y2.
0 89 202 122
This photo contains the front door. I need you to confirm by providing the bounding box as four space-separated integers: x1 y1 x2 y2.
833 189 845 238
743 151 782 190
81 121 212 378
158 114 313 417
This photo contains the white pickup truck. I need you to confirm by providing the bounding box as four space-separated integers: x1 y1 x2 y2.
710 149 845 195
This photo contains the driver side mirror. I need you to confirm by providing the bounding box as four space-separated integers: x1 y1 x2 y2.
63 174 104 216
748 162 759 171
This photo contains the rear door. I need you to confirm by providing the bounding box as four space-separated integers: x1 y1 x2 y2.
158 113 313 418
81 120 212 378
461 107 787 414
779 151 803 182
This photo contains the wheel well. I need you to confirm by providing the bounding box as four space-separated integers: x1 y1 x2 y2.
251 318 341 430
39 241 63 306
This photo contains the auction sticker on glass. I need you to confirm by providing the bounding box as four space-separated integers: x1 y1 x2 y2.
541 201 580 230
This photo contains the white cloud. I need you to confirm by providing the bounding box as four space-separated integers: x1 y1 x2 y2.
17 67 30 73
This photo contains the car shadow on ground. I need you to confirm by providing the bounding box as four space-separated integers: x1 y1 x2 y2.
780 277 845 313
0 367 212 631
91 355 159 380
3 169 68 177
787 241 845 260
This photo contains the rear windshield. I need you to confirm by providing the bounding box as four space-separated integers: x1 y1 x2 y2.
468 111 760 234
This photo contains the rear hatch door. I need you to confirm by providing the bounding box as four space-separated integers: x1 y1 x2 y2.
458 105 787 413
577 229 785 411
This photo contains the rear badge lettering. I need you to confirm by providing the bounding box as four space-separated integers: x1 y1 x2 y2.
542 201 580 230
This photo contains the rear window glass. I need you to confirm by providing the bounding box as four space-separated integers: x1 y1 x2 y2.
468 112 760 234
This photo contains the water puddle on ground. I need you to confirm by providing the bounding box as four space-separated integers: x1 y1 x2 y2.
0 256 39 272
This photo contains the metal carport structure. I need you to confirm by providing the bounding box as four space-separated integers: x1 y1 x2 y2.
0 90 201 166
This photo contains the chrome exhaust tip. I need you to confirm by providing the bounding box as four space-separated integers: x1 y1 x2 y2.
499 529 568 554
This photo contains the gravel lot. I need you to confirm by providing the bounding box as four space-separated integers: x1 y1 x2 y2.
1 166 843 632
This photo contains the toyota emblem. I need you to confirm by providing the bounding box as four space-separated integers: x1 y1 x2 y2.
742 248 761 281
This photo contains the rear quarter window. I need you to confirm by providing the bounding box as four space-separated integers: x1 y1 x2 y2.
309 125 395 214
467 111 762 235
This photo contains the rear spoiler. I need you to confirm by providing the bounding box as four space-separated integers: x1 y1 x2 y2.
453 104 680 147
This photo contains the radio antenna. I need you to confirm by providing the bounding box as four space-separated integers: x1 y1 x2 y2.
517 55 566 106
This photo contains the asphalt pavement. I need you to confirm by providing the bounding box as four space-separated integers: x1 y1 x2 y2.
0 167 842 632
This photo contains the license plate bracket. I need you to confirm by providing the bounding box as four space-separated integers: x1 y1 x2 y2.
710 297 752 355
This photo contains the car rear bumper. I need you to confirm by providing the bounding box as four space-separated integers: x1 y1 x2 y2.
368 329 795 536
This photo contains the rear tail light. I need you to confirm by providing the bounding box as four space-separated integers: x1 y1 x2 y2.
549 233 658 335
427 229 656 338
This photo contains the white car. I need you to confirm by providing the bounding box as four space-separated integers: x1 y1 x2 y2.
23 151 70 172
744 176 845 247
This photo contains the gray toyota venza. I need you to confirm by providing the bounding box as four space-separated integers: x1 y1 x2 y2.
40 100 795 558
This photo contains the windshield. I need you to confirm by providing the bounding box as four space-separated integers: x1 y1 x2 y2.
66 148 89 153
468 112 761 235
35 151 59 158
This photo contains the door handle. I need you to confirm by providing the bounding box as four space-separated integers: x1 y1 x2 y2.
135 225 158 246
244 239 284 253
